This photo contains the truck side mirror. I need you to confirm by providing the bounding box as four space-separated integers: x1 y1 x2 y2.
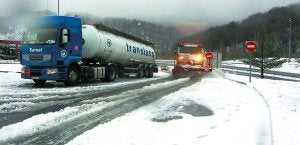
62 29 69 44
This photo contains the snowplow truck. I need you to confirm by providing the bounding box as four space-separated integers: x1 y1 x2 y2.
172 42 212 77
20 16 158 86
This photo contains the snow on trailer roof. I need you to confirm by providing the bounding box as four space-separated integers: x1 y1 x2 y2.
94 22 154 46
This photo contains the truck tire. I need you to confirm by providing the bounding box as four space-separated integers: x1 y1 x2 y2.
64 66 80 86
103 65 116 82
137 64 144 78
144 64 149 78
148 65 154 78
33 79 46 86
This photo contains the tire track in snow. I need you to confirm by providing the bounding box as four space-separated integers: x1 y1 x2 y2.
0 78 199 145
0 76 172 128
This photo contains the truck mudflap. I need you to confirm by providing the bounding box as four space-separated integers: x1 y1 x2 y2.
153 66 159 73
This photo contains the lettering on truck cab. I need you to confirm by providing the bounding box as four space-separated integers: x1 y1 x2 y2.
30 48 43 53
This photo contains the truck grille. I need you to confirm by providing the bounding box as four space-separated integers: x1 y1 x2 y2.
29 54 43 61
22 54 51 61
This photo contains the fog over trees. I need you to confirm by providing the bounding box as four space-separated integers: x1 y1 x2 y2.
0 3 299 60
187 3 300 60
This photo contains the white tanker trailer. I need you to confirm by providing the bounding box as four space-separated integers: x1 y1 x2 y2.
20 16 158 86
82 25 155 65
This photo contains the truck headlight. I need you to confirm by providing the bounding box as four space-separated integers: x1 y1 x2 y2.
47 69 58 75
21 68 30 77
178 56 184 60
194 55 203 62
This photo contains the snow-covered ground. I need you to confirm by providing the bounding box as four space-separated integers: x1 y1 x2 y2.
0 62 299 145
225 73 300 145
0 63 21 73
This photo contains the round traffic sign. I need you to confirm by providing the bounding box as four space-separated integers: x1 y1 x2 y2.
246 41 257 52
205 52 213 60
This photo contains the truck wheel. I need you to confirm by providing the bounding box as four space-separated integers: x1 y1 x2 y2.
64 66 80 86
103 65 116 82
33 80 46 86
144 65 149 78
148 65 154 78
137 64 144 78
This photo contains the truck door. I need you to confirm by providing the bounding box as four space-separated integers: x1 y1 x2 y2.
58 29 71 62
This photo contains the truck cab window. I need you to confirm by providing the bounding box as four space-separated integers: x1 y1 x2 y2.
60 29 71 45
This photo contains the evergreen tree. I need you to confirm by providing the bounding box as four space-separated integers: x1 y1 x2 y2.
293 31 300 55
250 27 286 78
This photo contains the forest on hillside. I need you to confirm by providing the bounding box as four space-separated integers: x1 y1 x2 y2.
188 3 300 60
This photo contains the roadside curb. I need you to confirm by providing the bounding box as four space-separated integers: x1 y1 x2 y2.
225 77 274 145
251 86 274 145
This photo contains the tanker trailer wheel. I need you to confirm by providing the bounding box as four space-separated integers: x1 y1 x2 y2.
144 64 150 78
148 65 154 78
64 66 80 86
103 65 116 82
33 79 46 86
137 64 144 78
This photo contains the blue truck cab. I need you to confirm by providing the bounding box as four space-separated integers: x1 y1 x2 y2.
21 16 83 86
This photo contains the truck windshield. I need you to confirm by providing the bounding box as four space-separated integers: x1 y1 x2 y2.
22 28 57 45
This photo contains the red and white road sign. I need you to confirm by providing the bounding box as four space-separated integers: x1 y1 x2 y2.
246 41 257 52
205 52 213 60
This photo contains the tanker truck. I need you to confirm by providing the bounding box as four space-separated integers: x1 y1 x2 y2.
20 16 158 86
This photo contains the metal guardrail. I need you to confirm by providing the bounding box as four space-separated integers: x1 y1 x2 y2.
155 59 174 66
222 65 300 79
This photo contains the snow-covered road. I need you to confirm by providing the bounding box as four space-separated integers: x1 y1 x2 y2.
0 71 173 126
1 63 297 145
0 70 201 144
66 70 273 145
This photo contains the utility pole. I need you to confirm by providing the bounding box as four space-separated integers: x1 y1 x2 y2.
288 19 292 59
58 0 60 16
261 40 264 79
46 0 48 15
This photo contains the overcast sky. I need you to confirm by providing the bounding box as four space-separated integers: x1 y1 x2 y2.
0 0 299 26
